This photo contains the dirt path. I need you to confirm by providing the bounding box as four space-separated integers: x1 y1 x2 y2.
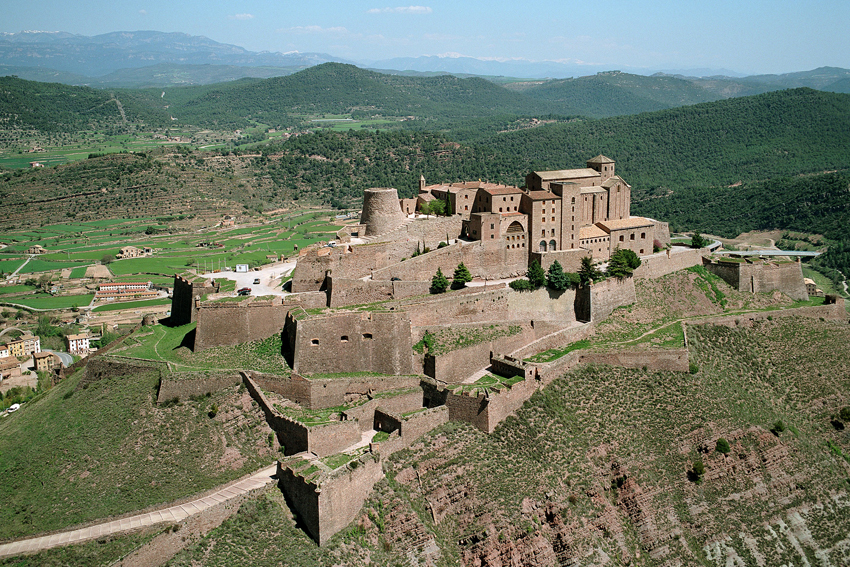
0 464 277 559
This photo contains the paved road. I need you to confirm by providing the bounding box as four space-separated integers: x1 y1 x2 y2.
0 464 278 559
42 349 73 367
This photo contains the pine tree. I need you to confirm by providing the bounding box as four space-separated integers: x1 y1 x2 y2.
451 262 473 289
527 259 546 288
546 260 570 291
430 268 449 294
578 256 603 285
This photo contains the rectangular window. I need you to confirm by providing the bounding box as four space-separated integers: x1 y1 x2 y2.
491 223 495 229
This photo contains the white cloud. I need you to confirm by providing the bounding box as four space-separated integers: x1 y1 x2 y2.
282 25 349 34
367 6 432 14
138 9 146 15
228 13 254 20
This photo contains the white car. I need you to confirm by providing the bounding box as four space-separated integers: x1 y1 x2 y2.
7 403 20 413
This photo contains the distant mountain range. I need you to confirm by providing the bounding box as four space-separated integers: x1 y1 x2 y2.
0 30 344 77
2 30 850 92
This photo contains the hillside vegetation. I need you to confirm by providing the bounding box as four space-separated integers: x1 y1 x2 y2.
0 76 171 133
0 368 276 539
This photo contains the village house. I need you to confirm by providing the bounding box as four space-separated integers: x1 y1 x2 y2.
0 356 21 380
66 333 91 356
7 334 41 358
33 351 59 372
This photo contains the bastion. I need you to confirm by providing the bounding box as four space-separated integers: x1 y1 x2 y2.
360 187 407 236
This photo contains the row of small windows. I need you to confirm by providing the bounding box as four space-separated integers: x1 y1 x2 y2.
310 333 373 346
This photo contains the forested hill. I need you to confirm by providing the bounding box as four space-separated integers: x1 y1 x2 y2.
146 63 561 129
475 88 850 194
0 76 171 132
518 71 726 117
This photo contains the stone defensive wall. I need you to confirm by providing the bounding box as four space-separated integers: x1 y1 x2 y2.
529 249 587 273
80 356 168 389
574 276 637 323
277 453 384 546
291 216 463 293
157 372 242 403
633 248 705 279
171 275 219 326
702 257 809 301
194 299 291 350
370 239 528 282
287 311 415 376
509 322 594 360
249 371 422 411
397 284 581 329
690 300 847 329
372 405 449 456
243 374 362 457
423 322 557 384
327 276 430 308
340 389 424 432
422 373 541 434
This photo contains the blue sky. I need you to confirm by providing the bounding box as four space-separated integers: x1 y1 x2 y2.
2 0 848 74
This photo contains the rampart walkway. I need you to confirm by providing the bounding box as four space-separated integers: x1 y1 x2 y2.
0 464 278 559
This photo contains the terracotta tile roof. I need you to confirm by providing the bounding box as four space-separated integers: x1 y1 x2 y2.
601 175 627 188
597 217 654 231
480 185 523 196
535 168 600 181
586 154 615 164
580 225 610 239
525 190 559 201
580 186 607 194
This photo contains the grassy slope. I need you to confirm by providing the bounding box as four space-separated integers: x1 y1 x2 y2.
0 368 275 539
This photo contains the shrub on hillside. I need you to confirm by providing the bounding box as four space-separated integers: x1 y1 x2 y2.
715 438 731 454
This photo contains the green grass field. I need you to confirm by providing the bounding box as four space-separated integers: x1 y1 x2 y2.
114 324 290 374
0 284 36 296
17 259 88 275
0 293 93 310
0 368 273 538
92 298 172 312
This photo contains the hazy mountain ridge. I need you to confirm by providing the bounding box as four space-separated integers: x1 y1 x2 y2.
0 30 344 77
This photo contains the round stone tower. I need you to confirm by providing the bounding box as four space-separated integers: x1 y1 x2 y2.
360 187 406 236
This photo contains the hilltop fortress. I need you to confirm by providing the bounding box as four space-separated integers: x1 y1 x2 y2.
155 156 832 545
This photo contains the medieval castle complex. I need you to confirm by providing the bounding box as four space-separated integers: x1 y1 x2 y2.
144 156 838 546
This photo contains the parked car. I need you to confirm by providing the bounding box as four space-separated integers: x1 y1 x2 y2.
237 287 251 296
7 403 20 413
253 278 261 285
